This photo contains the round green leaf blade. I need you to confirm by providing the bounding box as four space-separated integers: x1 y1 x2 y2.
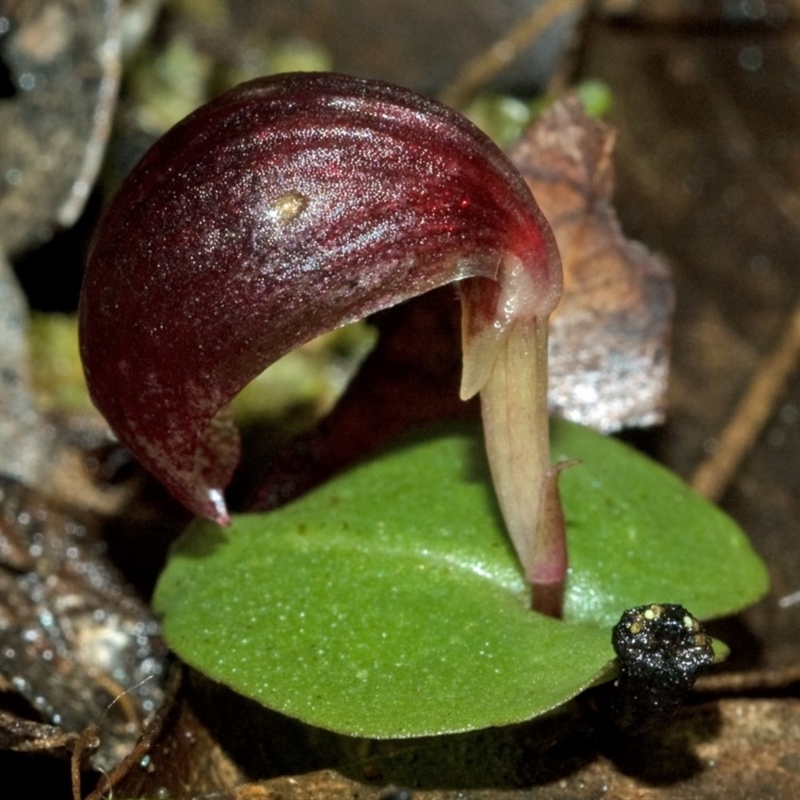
153 420 767 737
555 420 769 625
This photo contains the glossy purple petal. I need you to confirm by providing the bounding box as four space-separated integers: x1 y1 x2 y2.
79 72 559 527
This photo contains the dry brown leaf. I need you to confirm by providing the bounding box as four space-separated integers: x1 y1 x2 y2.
510 95 674 431
0 253 54 486
0 477 169 773
0 0 121 256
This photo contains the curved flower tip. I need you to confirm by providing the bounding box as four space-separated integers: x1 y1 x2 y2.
79 72 565 607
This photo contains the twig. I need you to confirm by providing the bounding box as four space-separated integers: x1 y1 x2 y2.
689 68 800 500
439 0 574 108
691 297 800 500
71 725 101 800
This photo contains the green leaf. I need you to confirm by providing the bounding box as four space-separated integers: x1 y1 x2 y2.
552 421 769 625
153 420 767 737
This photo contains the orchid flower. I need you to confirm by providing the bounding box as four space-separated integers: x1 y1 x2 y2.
79 72 565 613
